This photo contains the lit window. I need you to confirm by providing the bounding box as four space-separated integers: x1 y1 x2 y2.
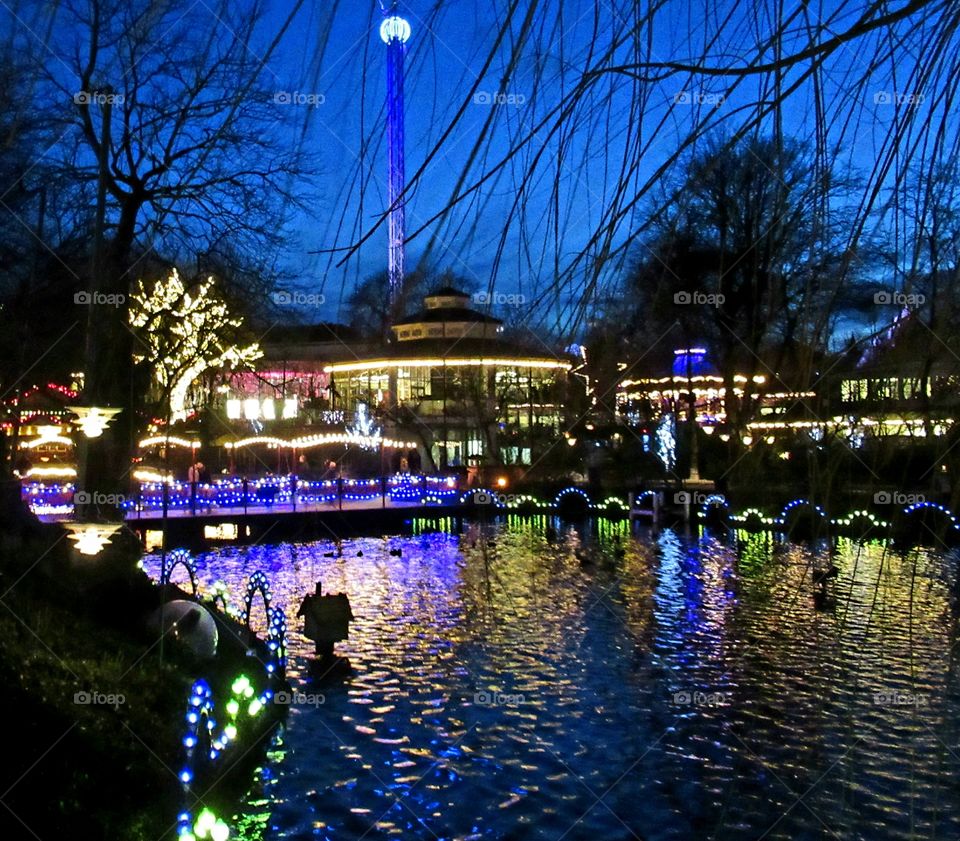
226 399 242 420
243 399 260 420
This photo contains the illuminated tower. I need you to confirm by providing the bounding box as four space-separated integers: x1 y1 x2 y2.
380 9 411 306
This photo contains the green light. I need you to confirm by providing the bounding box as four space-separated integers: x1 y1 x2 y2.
226 699 240 716
248 699 263 717
231 675 251 695
194 808 217 838
224 724 237 740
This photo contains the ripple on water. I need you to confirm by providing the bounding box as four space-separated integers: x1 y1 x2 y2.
144 530 960 840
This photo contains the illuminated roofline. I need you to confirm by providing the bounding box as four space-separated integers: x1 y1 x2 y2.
324 358 572 374
747 416 949 432
224 433 418 450
619 374 766 387
24 466 77 478
139 435 201 449
23 435 74 448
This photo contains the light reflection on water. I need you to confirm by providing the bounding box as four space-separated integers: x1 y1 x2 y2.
145 521 960 840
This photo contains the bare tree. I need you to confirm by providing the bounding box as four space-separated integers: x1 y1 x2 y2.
33 0 312 511
621 135 855 431
308 0 959 342
129 269 262 424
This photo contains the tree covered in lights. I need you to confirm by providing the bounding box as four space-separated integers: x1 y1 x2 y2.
346 403 382 449
130 270 262 422
655 414 677 473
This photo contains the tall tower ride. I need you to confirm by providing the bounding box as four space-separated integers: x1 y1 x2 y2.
379 9 411 306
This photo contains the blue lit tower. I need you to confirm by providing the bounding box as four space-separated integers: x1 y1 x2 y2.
380 8 411 306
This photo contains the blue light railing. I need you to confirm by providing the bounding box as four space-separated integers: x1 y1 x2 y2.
22 474 461 517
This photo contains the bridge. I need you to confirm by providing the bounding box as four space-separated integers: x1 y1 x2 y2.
25 474 463 522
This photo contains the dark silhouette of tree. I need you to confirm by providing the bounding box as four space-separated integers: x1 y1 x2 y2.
346 267 477 339
30 0 313 513
622 135 857 431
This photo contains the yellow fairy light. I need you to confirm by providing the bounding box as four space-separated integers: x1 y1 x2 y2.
324 357 571 374
132 468 175 483
24 465 77 478
130 269 261 422
138 435 200 449
224 433 417 450
24 425 73 448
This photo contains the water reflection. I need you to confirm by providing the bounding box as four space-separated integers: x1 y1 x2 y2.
144 526 960 840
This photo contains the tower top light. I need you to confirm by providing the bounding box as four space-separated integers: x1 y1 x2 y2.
380 16 411 44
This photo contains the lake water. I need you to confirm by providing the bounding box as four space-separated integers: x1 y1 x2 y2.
145 518 960 840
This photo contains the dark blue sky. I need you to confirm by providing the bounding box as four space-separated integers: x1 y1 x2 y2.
21 0 949 334
253 0 948 334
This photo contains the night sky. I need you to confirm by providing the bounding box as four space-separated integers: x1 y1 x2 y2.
255 0 941 331
19 0 952 332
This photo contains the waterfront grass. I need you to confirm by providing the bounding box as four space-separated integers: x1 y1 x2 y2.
0 528 279 840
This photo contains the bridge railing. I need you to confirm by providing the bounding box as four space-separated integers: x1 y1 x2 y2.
22 474 461 517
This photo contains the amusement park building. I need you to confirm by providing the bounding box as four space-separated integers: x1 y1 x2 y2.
219 287 573 471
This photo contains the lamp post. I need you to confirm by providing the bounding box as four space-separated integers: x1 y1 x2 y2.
63 522 122 556
70 406 122 439
70 406 122 521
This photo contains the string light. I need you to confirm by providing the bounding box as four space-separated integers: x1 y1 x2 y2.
324 357 571 374
346 403 381 450
223 433 417 450
23 465 76 479
172 567 288 841
139 435 201 449
160 548 200 594
554 487 592 507
130 270 262 422
696 494 729 516
655 415 676 471
22 425 73 448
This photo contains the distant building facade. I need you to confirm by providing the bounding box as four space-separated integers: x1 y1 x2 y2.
215 287 572 471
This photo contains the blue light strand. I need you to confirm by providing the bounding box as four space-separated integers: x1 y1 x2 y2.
173 569 287 840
